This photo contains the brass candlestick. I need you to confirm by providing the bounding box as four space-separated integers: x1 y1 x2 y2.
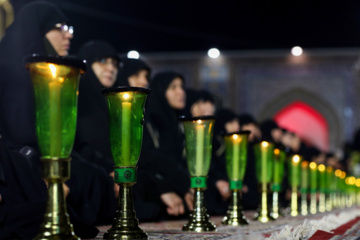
270 147 285 219
289 155 301 217
222 131 250 226
290 187 299 216
183 188 216 231
222 189 248 225
26 55 86 240
253 183 273 222
301 192 308 216
102 87 150 240
318 193 326 212
104 175 147 240
253 141 275 223
271 191 281 219
181 116 216 232
310 193 317 214
35 158 78 240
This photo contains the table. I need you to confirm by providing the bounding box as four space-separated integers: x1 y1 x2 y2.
88 207 360 240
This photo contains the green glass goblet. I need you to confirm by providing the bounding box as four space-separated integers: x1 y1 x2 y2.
309 162 318 214
222 131 250 226
300 161 309 216
289 154 301 217
26 54 86 240
180 116 216 232
102 87 150 240
253 141 275 222
270 147 286 219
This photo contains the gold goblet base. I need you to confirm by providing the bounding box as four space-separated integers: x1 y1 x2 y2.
34 158 79 240
182 188 216 232
222 189 248 226
290 189 299 217
104 183 148 240
270 191 282 219
253 184 274 223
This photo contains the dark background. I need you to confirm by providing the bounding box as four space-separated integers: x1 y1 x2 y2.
10 0 360 53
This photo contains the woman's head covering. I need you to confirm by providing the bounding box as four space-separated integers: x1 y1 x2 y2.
77 40 119 67
146 71 185 134
260 119 279 142
116 58 151 87
74 40 119 169
238 113 257 127
183 89 215 117
0 1 68 147
213 108 238 135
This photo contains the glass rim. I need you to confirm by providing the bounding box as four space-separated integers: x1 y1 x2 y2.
179 115 215 122
24 54 86 71
222 130 251 136
101 86 151 95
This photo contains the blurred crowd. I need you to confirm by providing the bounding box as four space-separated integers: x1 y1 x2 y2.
0 2 359 239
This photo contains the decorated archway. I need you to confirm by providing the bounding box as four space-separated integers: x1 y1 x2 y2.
274 101 329 151
259 88 341 151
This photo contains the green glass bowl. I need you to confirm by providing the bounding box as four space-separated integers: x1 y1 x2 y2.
180 116 215 177
102 87 150 167
25 54 86 158
254 141 274 184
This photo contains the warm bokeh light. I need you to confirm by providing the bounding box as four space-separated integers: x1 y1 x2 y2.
261 141 269 147
291 46 303 56
335 169 342 177
232 134 238 140
326 166 333 173
274 148 280 155
123 93 130 100
318 164 325 172
207 48 220 59
302 161 308 168
309 162 317 170
340 171 346 179
49 64 57 78
127 50 140 59
197 119 202 124
292 155 300 163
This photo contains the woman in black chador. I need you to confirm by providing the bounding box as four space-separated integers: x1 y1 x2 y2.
0 2 110 238
75 40 120 174
116 58 151 88
134 71 193 221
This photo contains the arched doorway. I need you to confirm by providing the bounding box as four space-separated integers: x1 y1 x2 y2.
259 88 341 151
274 101 329 151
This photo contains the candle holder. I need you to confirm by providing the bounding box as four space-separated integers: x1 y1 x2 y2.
270 147 286 219
339 171 347 208
102 87 150 240
325 166 334 211
300 161 309 216
318 164 326 212
26 55 86 240
334 169 342 208
253 141 275 222
289 155 301 217
180 116 216 232
222 131 250 226
309 162 318 214
356 179 360 206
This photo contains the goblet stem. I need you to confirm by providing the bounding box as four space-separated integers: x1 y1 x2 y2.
183 188 216 232
301 192 308 216
222 189 248 225
34 158 78 240
253 183 274 222
325 193 332 211
310 193 317 214
104 183 147 240
270 191 281 219
290 187 298 216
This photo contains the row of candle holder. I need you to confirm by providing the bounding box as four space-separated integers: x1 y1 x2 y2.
253 141 360 223
24 55 357 239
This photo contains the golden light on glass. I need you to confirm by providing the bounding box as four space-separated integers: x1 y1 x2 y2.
318 164 325 172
